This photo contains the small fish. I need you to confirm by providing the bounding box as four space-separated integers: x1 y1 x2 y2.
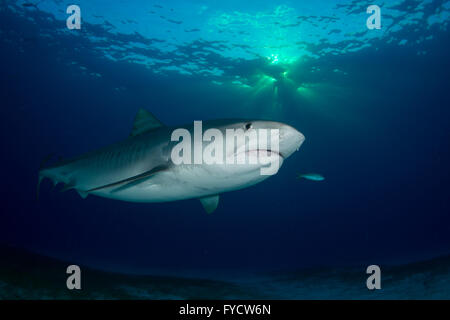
298 173 325 181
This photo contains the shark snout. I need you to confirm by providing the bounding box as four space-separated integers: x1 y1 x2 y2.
279 124 305 158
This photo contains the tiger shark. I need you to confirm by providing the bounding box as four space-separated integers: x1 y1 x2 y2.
38 109 305 213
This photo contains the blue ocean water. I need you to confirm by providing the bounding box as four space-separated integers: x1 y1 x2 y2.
0 0 450 298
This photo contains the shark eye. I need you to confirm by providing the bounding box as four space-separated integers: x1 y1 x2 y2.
245 123 253 130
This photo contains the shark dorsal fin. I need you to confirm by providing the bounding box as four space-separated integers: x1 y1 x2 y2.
199 195 220 214
130 109 165 137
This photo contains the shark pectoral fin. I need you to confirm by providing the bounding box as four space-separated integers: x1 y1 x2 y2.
87 165 169 193
199 195 220 214
110 173 157 193
76 190 89 199
130 109 165 137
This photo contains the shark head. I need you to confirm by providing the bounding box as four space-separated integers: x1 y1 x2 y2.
166 119 306 199
198 119 305 166
247 120 305 159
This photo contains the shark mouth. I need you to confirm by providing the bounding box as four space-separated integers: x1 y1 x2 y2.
245 149 284 159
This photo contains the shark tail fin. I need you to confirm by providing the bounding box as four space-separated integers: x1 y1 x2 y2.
37 153 56 200
199 195 220 214
37 175 44 200
39 153 56 170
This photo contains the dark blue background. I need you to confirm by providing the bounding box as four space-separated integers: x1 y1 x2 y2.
1 1 449 276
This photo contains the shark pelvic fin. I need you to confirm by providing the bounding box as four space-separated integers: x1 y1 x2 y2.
87 165 169 193
199 195 220 214
130 109 165 137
